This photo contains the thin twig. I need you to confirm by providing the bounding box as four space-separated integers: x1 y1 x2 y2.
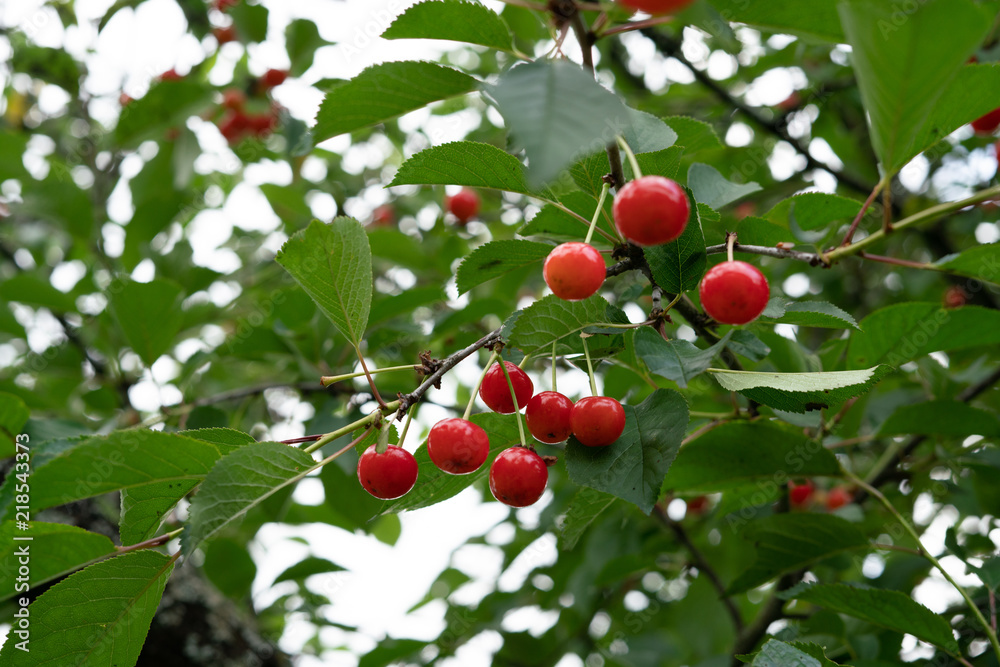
841 181 883 246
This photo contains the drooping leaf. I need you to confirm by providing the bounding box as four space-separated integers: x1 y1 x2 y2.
108 278 185 367
0 430 245 520
456 240 554 294
622 108 678 154
765 193 862 232
0 522 116 602
663 421 841 493
759 298 860 330
229 1 268 42
557 487 618 551
644 191 706 294
285 19 330 77
274 556 346 584
878 400 1000 438
635 327 733 388
276 218 372 347
837 0 991 173
0 392 29 458
390 141 535 195
489 60 634 187
382 0 513 52
848 303 1000 369
934 243 1000 287
780 583 959 654
115 80 214 147
707 365 893 413
0 551 174 667
202 537 257 599
314 61 477 142
565 389 688 514
183 442 320 554
728 515 870 594
910 64 1000 161
663 116 722 153
706 0 844 42
687 163 761 209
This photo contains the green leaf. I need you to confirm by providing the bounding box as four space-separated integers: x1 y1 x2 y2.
0 392 29 458
380 412 521 514
0 551 174 667
663 116 722 153
764 193 862 232
622 109 678 154
274 556 346 584
229 0 268 42
286 19 330 77
751 640 822 667
687 163 761 209
973 556 1000 592
2 273 77 312
837 0 991 173
314 61 477 142
276 218 372 347
0 522 116 602
848 303 1000 368
910 64 1000 161
663 421 841 493
565 389 688 514
115 80 214 147
728 515 870 594
506 294 626 357
557 487 618 551
878 400 1000 438
108 278 185 367
570 147 683 198
759 298 860 330
729 330 771 362
183 442 320 555
644 194 706 294
635 327 733 388
489 60 634 187
456 240 553 295
21 173 95 240
118 430 255 544
0 430 244 520
203 537 256 599
935 243 1000 286
706 0 844 42
519 196 597 238
390 141 535 195
736 216 789 252
382 0 513 51
10 36 81 96
781 583 959 654
707 365 893 413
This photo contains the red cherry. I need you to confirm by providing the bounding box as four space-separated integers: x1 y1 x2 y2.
489 447 548 507
617 0 694 14
995 140 1000 163
613 176 690 246
686 495 710 516
479 361 533 414
218 112 249 143
570 396 626 447
776 91 801 111
427 418 490 475
698 260 770 325
357 444 418 500
543 242 605 301
825 486 851 511
159 69 183 82
261 68 288 89
371 204 395 227
221 88 246 111
213 0 239 11
525 391 574 444
971 107 1000 135
213 26 237 44
944 285 967 309
119 92 133 107
246 112 277 137
448 188 480 224
789 480 815 508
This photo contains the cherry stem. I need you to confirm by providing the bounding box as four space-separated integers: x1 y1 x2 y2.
354 346 388 409
518 352 532 370
598 15 676 38
584 182 611 245
857 251 936 270
582 336 598 396
662 293 683 313
725 231 737 263
616 136 643 179
397 405 416 446
320 365 420 387
551 341 558 392
498 354 528 447
303 401 399 454
465 349 499 421
115 527 185 555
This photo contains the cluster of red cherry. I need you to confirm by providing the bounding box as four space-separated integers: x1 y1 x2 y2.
357 356 629 508
215 72 286 145
543 174 770 325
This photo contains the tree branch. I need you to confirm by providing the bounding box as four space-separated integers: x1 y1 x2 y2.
705 242 828 266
